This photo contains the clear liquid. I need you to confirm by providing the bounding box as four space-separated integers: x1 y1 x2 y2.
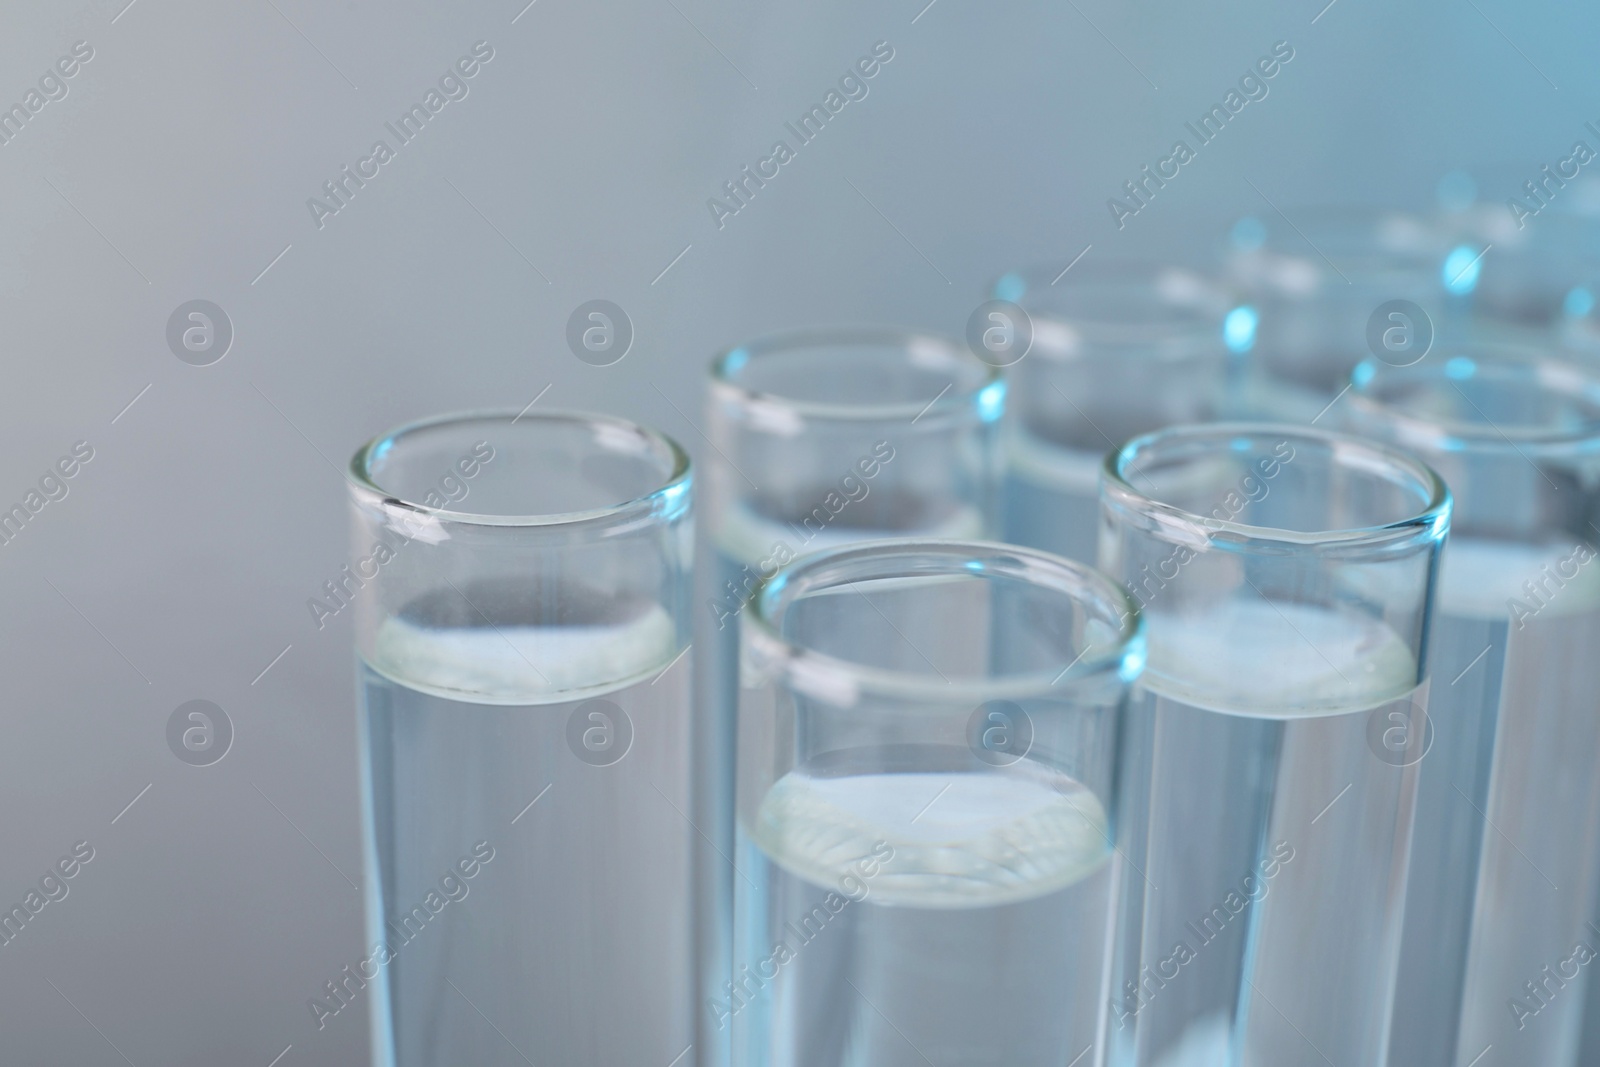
1110 601 1422 1067
1003 432 1103 565
1391 537 1600 1067
695 497 987 1066
730 747 1114 1066
705 496 988 739
359 581 692 1067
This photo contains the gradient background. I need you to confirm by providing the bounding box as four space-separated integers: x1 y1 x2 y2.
0 0 1591 1061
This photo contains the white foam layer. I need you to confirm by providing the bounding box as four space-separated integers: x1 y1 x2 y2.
1141 599 1418 718
751 766 1111 908
1437 536 1600 621
368 604 678 705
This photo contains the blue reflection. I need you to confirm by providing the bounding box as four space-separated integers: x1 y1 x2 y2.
976 380 1006 423
994 272 1026 302
1224 305 1258 353
1565 286 1595 320
658 476 692 519
1119 640 1148 685
1445 356 1476 380
1230 216 1266 251
1442 245 1482 295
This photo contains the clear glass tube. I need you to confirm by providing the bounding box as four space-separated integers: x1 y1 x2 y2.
346 411 693 1067
1098 424 1449 1067
1549 264 1600 359
729 539 1143 1066
693 327 1004 1067
995 260 1237 563
1225 206 1454 419
1345 348 1600 1067
1431 169 1600 334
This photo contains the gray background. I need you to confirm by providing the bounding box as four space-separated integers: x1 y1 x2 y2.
0 0 1591 1061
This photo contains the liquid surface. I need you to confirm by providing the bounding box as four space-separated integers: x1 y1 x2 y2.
1391 536 1600 1067
1142 599 1419 717
1436 536 1600 619
698 496 988 1067
360 589 692 1067
751 766 1110 909
1110 602 1421 1067
367 581 675 704
733 751 1114 1067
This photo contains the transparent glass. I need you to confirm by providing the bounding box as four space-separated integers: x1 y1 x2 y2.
1551 263 1600 359
1431 170 1600 333
995 260 1237 563
346 411 693 1067
1467 238 1600 336
1099 424 1449 1067
1225 206 1454 419
729 540 1143 1066
1346 349 1600 1067
693 327 1003 1067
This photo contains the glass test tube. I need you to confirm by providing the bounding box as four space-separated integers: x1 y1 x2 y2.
1346 349 1600 1067
692 328 1003 1067
730 539 1144 1066
347 411 693 1067
1225 206 1452 420
1099 424 1449 1067
995 260 1237 563
1551 262 1600 363
1432 168 1600 334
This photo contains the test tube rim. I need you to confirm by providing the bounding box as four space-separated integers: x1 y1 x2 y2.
1102 421 1452 551
1348 345 1600 455
708 325 1001 424
990 258 1233 352
347 408 692 530
745 537 1145 705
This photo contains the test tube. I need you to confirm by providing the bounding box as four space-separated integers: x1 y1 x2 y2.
1098 424 1449 1067
1346 349 1600 1067
1225 206 1452 419
995 260 1237 563
347 411 693 1066
693 328 1003 1066
1432 167 1600 334
729 539 1143 1066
